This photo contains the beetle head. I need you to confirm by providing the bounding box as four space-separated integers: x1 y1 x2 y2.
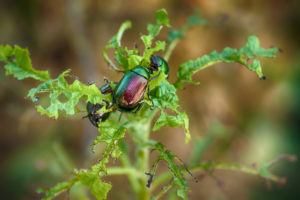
150 55 169 76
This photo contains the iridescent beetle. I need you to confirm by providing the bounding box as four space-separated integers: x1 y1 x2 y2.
85 55 169 127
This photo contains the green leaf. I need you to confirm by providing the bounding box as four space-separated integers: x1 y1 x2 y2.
128 54 143 69
77 171 112 200
0 45 50 81
106 21 132 49
93 121 127 158
175 35 278 88
155 9 170 27
140 9 169 62
103 20 143 71
42 180 76 200
103 21 134 71
142 40 166 61
153 111 190 143
103 9 169 72
27 70 108 119
141 35 153 49
154 143 188 199
144 9 169 39
43 121 127 200
149 78 191 142
150 79 178 109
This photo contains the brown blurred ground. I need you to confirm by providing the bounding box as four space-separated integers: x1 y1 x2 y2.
0 0 300 199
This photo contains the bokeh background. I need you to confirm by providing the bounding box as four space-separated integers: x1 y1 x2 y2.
0 0 299 199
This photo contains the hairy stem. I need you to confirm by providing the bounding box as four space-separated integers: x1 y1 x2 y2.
107 167 144 177
119 155 141 194
152 182 173 200
164 39 179 61
137 123 151 200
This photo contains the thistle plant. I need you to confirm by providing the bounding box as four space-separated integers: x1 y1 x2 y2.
0 9 294 200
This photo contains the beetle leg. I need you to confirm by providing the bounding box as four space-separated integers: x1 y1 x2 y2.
132 103 143 113
100 83 113 94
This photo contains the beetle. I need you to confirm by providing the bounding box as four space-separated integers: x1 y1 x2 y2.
86 55 169 127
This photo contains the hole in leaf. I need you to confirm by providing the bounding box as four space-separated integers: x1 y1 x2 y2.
58 93 69 103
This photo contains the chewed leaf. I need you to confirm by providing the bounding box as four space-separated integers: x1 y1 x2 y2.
153 111 190 143
77 171 112 200
149 77 191 142
42 181 74 200
93 121 127 158
142 40 166 61
175 35 278 88
106 21 132 49
150 79 179 109
103 21 136 71
154 143 188 199
0 45 50 81
155 9 170 27
140 9 170 62
27 70 109 119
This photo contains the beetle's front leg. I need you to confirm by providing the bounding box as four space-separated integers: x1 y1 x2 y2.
99 79 114 95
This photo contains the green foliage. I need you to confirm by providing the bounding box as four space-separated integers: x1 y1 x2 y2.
141 9 170 47
42 180 75 200
154 143 188 199
0 45 50 81
150 77 191 143
76 171 112 200
102 20 137 71
153 111 190 143
42 121 127 200
0 8 286 200
175 35 278 88
27 70 109 119
94 121 128 158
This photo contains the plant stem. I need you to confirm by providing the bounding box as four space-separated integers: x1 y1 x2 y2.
151 161 287 191
152 182 173 200
119 155 141 194
164 39 179 61
107 167 144 177
137 122 151 200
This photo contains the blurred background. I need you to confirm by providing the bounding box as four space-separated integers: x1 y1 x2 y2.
0 0 299 199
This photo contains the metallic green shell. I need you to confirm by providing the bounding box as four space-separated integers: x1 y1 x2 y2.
131 66 150 79
113 66 150 111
